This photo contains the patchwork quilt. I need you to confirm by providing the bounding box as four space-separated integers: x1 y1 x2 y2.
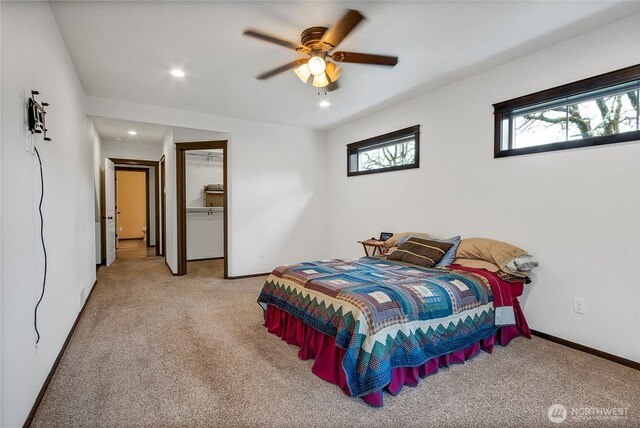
258 257 498 397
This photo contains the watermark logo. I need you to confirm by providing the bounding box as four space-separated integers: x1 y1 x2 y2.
547 404 629 423
548 404 568 424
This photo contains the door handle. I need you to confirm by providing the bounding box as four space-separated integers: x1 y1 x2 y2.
107 216 113 220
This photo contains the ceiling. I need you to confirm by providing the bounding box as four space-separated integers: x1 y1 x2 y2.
51 1 639 130
92 116 169 144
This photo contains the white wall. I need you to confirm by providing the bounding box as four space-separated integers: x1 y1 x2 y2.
173 127 229 143
162 129 177 271
85 97 331 276
101 139 163 161
0 2 3 422
90 123 102 263
1 2 97 426
186 152 224 260
326 15 640 362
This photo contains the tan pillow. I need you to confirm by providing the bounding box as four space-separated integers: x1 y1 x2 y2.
384 232 430 248
453 257 529 278
457 238 527 272
453 258 500 272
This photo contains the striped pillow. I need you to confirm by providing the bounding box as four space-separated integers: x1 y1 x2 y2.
388 237 453 268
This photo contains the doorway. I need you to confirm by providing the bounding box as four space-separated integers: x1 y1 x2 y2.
115 168 151 259
102 158 161 265
176 141 228 277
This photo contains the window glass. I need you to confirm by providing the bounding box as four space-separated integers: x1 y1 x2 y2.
347 126 419 176
494 65 640 157
357 138 416 171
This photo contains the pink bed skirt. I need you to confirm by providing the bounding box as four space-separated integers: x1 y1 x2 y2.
264 300 530 407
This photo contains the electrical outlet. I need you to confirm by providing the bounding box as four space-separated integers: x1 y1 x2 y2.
573 297 587 315
119 226 123 232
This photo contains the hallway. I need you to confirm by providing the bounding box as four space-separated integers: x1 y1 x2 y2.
116 238 155 259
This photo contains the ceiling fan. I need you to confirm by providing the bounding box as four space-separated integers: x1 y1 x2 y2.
243 9 398 90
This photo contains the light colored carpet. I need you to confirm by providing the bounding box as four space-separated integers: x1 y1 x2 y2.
186 258 224 278
31 257 640 427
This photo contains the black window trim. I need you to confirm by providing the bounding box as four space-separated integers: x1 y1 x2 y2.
346 125 420 177
493 64 640 158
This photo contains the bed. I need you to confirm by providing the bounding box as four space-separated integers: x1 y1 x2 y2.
257 256 531 406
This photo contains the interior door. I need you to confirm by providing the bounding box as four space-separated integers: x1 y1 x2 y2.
105 158 116 266
160 156 166 257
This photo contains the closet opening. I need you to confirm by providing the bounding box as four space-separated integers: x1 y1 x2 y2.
176 141 228 277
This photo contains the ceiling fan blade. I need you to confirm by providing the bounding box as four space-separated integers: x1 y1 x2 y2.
256 59 306 80
243 29 301 51
327 80 340 92
320 9 365 49
331 51 398 66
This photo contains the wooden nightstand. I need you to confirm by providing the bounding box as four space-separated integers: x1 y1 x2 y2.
357 239 386 257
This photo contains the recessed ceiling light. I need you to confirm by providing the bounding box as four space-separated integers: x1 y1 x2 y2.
318 100 331 108
170 69 185 77
128 130 137 135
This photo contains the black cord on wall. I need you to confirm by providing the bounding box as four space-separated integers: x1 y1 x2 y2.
33 146 48 344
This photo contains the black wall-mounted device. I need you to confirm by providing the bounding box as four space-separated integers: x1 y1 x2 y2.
28 90 51 141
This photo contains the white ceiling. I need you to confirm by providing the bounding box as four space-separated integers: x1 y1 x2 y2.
51 1 639 130
92 116 169 144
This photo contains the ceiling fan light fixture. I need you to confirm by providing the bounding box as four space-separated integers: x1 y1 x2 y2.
325 62 341 82
312 73 329 88
307 55 326 76
294 63 311 83
244 9 398 92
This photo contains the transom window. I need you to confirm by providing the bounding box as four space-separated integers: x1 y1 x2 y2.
347 125 420 176
494 64 640 158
